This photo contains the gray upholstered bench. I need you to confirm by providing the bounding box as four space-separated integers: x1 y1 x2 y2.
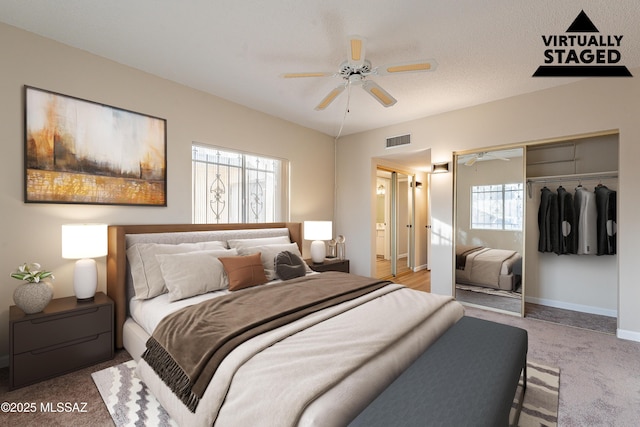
350 316 528 427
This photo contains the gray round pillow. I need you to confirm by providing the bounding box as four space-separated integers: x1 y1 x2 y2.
275 251 307 280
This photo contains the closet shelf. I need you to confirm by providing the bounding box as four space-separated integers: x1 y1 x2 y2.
526 159 575 166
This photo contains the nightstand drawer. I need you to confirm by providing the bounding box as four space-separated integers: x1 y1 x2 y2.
306 259 350 273
12 305 112 354
11 331 112 389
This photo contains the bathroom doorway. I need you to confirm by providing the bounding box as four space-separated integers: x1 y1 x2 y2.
375 167 415 278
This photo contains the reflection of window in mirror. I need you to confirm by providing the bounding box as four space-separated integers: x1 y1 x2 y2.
470 183 524 230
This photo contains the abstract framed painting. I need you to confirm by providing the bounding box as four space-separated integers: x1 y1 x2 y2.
24 86 167 206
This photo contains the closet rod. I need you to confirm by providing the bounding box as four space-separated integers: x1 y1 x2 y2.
526 171 618 198
526 170 618 184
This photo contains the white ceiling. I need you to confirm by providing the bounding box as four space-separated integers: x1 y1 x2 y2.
1 1 639 137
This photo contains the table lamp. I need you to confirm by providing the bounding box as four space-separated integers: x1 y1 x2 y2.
62 223 108 301
304 221 332 264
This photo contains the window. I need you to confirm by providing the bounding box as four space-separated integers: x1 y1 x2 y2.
471 183 523 230
192 144 288 224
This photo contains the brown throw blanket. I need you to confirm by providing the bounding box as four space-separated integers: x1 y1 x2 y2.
142 272 391 412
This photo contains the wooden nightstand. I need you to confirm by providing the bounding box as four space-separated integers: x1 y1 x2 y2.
306 258 350 273
9 292 114 389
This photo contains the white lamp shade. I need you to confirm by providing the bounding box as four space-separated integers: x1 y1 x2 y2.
305 221 332 263
62 223 107 300
304 221 332 241
62 224 108 259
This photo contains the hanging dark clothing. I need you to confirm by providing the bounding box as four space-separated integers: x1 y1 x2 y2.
538 187 551 252
538 187 559 253
557 186 576 254
595 185 617 255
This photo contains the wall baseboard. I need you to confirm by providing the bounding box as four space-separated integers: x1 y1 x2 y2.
413 264 428 272
524 295 617 318
617 328 640 342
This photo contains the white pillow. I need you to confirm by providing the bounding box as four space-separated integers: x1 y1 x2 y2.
227 235 291 250
237 242 309 280
127 240 227 300
156 248 237 302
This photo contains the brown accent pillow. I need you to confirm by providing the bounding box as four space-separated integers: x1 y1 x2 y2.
219 252 269 291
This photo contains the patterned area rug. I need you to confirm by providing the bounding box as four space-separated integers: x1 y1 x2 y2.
512 361 561 427
92 360 176 427
92 359 559 426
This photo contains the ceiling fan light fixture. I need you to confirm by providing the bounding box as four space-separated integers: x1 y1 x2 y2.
315 85 345 110
282 35 436 111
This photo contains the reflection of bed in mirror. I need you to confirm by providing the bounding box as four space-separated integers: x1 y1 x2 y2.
455 245 522 291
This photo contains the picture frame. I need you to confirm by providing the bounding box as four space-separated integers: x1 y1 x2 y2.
24 86 167 206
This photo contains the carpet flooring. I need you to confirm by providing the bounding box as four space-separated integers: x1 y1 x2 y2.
464 307 640 426
525 302 617 335
92 358 559 427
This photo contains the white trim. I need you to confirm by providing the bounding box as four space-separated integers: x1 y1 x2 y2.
413 263 428 272
524 296 617 318
617 329 640 342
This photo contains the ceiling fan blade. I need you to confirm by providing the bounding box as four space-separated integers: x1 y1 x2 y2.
347 35 366 68
487 154 511 161
375 59 438 76
464 156 478 166
362 80 397 107
315 85 346 111
280 71 334 78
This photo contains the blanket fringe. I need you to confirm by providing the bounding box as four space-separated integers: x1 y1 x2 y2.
142 338 200 412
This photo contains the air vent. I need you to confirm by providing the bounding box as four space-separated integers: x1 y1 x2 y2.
386 134 411 148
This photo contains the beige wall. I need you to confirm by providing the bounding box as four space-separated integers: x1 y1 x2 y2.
337 71 640 341
0 23 335 359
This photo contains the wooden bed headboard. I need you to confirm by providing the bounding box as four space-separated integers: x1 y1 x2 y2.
106 222 302 349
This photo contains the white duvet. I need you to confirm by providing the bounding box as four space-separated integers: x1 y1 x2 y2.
133 282 463 427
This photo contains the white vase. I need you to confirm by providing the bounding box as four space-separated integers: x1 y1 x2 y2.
13 281 54 314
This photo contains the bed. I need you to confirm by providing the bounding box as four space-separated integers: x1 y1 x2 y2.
455 245 522 291
106 222 465 426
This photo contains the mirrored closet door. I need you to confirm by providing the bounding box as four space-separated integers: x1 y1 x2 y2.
453 147 525 316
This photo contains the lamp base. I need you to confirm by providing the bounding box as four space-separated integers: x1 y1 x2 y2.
73 258 98 301
310 240 326 264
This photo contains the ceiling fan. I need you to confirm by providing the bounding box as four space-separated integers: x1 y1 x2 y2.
464 152 511 166
281 35 437 110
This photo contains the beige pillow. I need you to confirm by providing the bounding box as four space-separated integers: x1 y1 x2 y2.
127 240 227 300
156 248 236 302
237 242 308 280
219 253 268 291
227 235 291 250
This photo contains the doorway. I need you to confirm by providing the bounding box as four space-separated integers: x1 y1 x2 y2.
375 168 415 279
